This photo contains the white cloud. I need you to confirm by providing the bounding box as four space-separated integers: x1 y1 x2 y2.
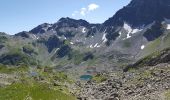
80 8 87 16
72 11 78 16
72 3 99 16
88 3 99 11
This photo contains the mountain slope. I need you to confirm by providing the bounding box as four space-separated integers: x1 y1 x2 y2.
1 0 170 78
76 47 170 100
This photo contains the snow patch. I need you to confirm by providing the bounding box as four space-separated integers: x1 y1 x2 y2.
131 29 141 34
123 23 132 34
36 36 39 39
64 37 67 40
31 34 39 40
97 45 101 48
54 48 59 53
102 33 107 43
119 32 122 37
126 33 131 39
167 24 170 29
70 42 74 45
164 19 170 29
123 23 142 39
90 45 93 48
141 45 145 50
82 28 86 33
89 43 101 48
94 43 98 48
123 23 133 39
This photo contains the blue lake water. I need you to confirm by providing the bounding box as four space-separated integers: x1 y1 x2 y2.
80 75 93 81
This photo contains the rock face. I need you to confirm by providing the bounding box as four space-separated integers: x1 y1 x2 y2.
102 0 170 43
103 0 170 27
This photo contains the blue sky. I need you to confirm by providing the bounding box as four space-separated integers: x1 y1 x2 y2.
0 0 131 34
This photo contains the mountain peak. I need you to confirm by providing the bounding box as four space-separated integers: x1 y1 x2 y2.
56 17 90 27
104 0 170 28
29 23 52 34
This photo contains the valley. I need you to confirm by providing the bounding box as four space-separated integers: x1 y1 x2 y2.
0 0 170 100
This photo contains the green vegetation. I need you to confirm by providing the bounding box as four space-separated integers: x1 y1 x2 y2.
0 82 76 100
140 37 161 58
38 66 74 83
140 32 170 59
1 43 38 66
165 90 170 100
56 45 71 58
68 50 94 65
93 74 107 83
69 50 84 65
0 64 76 100
23 44 37 55
124 47 170 72
0 51 37 66
0 64 28 74
64 40 71 45
163 32 170 48
0 36 8 43
126 69 153 86
87 58 98 66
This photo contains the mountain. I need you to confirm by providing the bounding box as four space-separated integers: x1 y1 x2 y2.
104 0 170 27
102 0 170 44
1 0 170 99
1 0 170 74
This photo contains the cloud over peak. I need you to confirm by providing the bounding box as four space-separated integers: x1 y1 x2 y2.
88 3 99 11
72 3 99 16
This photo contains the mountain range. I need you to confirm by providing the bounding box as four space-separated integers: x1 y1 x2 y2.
0 0 170 99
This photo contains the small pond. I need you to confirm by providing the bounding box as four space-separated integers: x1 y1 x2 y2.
80 75 93 81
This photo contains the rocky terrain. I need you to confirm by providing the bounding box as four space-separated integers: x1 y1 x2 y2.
0 0 170 99
76 63 170 100
75 48 170 100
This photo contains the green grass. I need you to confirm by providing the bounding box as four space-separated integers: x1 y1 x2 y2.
0 65 28 74
23 44 37 55
163 33 170 48
68 50 84 65
134 47 170 68
165 90 170 100
140 33 170 59
0 82 76 100
92 74 107 83
140 37 161 58
0 49 38 66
